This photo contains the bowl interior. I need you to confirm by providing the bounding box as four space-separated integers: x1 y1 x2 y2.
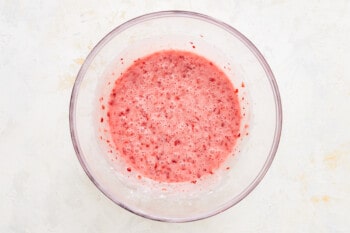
70 11 282 222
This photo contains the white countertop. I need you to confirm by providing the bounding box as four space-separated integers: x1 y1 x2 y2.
1 0 350 232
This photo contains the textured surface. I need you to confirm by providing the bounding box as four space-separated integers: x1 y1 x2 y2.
106 50 241 183
1 0 350 232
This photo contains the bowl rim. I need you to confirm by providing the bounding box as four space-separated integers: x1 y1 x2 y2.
69 10 283 223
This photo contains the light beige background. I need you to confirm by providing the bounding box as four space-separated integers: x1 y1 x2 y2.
1 0 349 232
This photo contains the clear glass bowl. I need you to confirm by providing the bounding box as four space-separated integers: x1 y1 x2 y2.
69 11 282 222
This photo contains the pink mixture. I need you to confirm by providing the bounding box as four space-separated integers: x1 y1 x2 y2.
106 50 241 183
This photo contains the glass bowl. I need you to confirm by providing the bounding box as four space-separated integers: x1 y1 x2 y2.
69 10 282 222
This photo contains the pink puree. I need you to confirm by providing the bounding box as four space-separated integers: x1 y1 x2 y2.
107 50 241 183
